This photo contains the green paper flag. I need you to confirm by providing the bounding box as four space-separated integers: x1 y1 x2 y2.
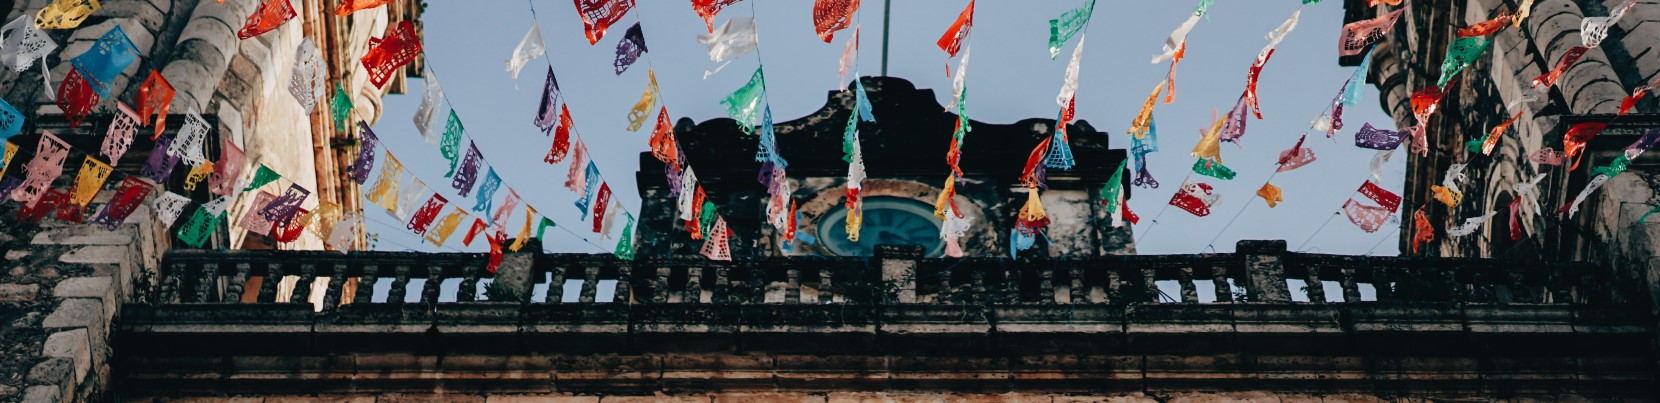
534 217 557 239
614 214 635 260
1465 137 1485 154
698 200 718 236
1592 154 1632 177
440 110 464 177
1192 159 1237 180
1047 0 1096 59
330 83 353 133
243 165 281 191
720 67 766 135
1438 37 1491 88
177 211 224 248
1100 158 1127 213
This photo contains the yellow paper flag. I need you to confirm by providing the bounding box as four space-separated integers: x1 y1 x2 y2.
426 207 467 247
1431 185 1463 207
69 156 112 208
35 0 100 30
1019 187 1047 222
0 142 17 178
626 70 660 132
365 152 403 213
1127 82 1163 139
183 161 214 191
509 205 538 251
1256 182 1283 208
1191 109 1224 160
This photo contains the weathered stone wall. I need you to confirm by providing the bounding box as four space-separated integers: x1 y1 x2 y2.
116 391 1613 402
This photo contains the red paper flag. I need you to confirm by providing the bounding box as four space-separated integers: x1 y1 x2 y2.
1121 200 1140 225
1412 207 1433 254
1358 180 1402 213
335 0 393 16
1482 111 1524 155
545 105 574 163
270 207 310 243
136 70 174 139
57 68 98 128
1244 49 1275 119
462 218 489 247
486 234 504 274
1169 181 1218 217
936 0 974 57
1020 136 1051 187
237 0 296 40
91 177 154 230
592 183 612 233
1533 46 1588 89
812 0 860 43
692 0 743 32
407 193 448 236
575 0 634 45
1562 121 1608 170
1508 197 1526 241
1458 11 1513 37
359 21 422 88
19 190 67 224
649 106 679 166
1343 199 1391 233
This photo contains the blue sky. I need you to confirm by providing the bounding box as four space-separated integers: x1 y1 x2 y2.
364 0 1403 256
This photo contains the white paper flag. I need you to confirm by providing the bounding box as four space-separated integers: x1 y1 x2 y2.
1581 0 1636 48
1259 10 1300 61
1565 174 1609 218
505 23 545 81
698 17 758 79
1056 34 1086 108
1152 14 1200 63
1447 211 1497 237
1369 149 1393 182
945 44 971 112
152 192 192 227
1 16 57 72
677 167 698 220
1512 173 1546 212
168 108 210 166
413 67 442 143
837 25 859 89
288 38 324 112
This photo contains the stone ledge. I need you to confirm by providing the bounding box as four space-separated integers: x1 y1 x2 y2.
0 283 40 302
42 329 89 386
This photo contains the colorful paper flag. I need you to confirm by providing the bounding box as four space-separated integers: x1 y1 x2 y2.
592 183 611 233
1354 123 1405 150
544 105 573 163
207 140 246 195
151 191 192 228
1358 180 1402 212
532 67 559 134
136 70 173 139
1342 199 1390 233
1437 37 1490 88
67 156 111 211
1446 211 1497 237
701 217 731 260
34 0 99 30
1458 11 1513 37
140 134 179 183
407 193 447 236
1047 0 1095 59
56 67 98 128
452 143 483 196
626 70 659 131
3 15 57 72
937 0 974 57
415 66 444 141
425 207 466 247
1192 159 1235 180
564 139 589 194
183 161 213 191
360 21 422 88
650 106 679 166
13 131 69 205
1582 0 1637 48
721 67 767 134
365 153 402 213
692 0 743 32
1055 35 1086 107
335 0 393 16
237 0 295 39
100 102 139 164
1257 182 1284 208
1339 9 1401 57
1170 180 1219 217
576 162 600 218
612 22 649 75
812 0 859 43
91 177 152 230
507 22 545 80
259 183 310 224
289 38 325 112
71 25 136 96
1533 46 1588 89
698 17 758 78
348 122 378 183
1412 208 1434 253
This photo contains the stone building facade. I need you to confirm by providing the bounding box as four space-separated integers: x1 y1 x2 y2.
0 0 421 401
1349 0 1660 283
637 77 1134 260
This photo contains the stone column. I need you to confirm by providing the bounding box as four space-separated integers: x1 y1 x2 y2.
874 245 922 303
1237 240 1290 303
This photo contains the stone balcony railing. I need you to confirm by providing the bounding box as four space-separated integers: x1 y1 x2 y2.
151 240 1616 307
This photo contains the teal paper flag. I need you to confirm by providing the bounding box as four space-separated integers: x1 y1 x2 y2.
1192 159 1236 180
1438 37 1490 88
243 165 281 191
721 67 766 134
71 25 137 96
1047 0 1096 58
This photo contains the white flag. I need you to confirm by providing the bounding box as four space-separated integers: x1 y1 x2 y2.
698 17 758 79
288 38 324 112
505 23 545 81
837 25 859 89
1152 14 1199 63
413 67 442 144
1447 212 1497 237
945 44 970 112
1056 34 1085 108
1259 10 1300 61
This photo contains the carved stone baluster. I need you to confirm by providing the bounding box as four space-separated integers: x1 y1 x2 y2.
1141 268 1160 303
1373 267 1395 302
713 264 731 303
1340 267 1361 303
323 264 348 311
653 266 670 303
1304 267 1326 304
192 263 214 303
1105 269 1123 305
424 266 444 304
1069 263 1087 304
747 263 768 303
580 265 599 303
1211 266 1232 304
786 267 801 303
161 262 186 303
257 263 282 303
388 265 412 304
1039 265 1056 304
355 265 379 305
546 264 567 304
686 266 704 303
459 264 481 302
615 262 633 304
819 266 835 304
219 264 244 303
1179 267 1198 304
291 264 317 304
970 267 987 304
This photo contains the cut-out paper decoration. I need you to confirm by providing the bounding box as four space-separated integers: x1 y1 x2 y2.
617 22 647 75
348 122 378 183
361 21 422 88
259 183 310 223
507 22 545 82
0 143 18 180
183 161 213 191
0 100 19 144
600 200 621 238
1355 123 1405 150
532 67 559 134
178 204 225 248
140 134 180 183
365 152 403 213
67 156 111 212
100 102 139 164
1342 199 1390 233
1191 109 1224 160
937 0 974 57
1563 121 1608 170
545 105 573 163
242 164 281 191
1412 208 1434 253
57 67 98 128
1276 135 1316 172
1508 198 1526 241
615 214 636 260
1533 46 1588 89
491 189 521 231
1582 0 1637 48
1192 159 1235 180
1340 9 1401 57
692 0 744 32
425 207 466 247
1446 211 1497 237
1358 180 1402 213
813 0 859 43
592 183 612 233
1127 82 1162 139
1047 0 1095 59
329 83 353 133
1220 95 1250 144
304 203 341 243
452 143 483 196
698 17 758 78
1100 160 1127 217
237 0 295 40
1044 101 1075 170
1257 182 1284 208
34 0 99 30
239 191 281 237
288 38 323 112
565 139 590 194
335 0 393 16
269 206 312 243
1529 147 1566 166
1016 187 1050 233
168 108 211 166
473 168 501 216
1431 185 1462 207
722 67 767 134
3 15 56 75
208 139 245 195
1472 111 1523 155
91 177 152 230
71 25 136 96
1132 114 1160 188
14 131 69 205
509 206 539 252
575 0 634 44
151 191 192 228
136 70 173 139
1170 180 1219 217
1437 37 1490 88
576 162 600 218
394 176 426 222
1055 35 1086 107
407 193 447 236
627 70 659 131
839 27 861 90
18 189 66 223
1458 11 1513 37
650 107 679 166
1562 173 1609 218
1514 0 1535 27
701 216 731 260
416 71 446 143
1244 10 1299 118
327 212 363 251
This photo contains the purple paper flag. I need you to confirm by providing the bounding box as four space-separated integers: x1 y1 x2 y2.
452 143 483 196
141 134 181 182
348 122 378 183
259 183 311 222
1354 123 1405 150
613 22 648 75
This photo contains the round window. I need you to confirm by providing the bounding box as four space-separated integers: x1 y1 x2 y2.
816 196 944 257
